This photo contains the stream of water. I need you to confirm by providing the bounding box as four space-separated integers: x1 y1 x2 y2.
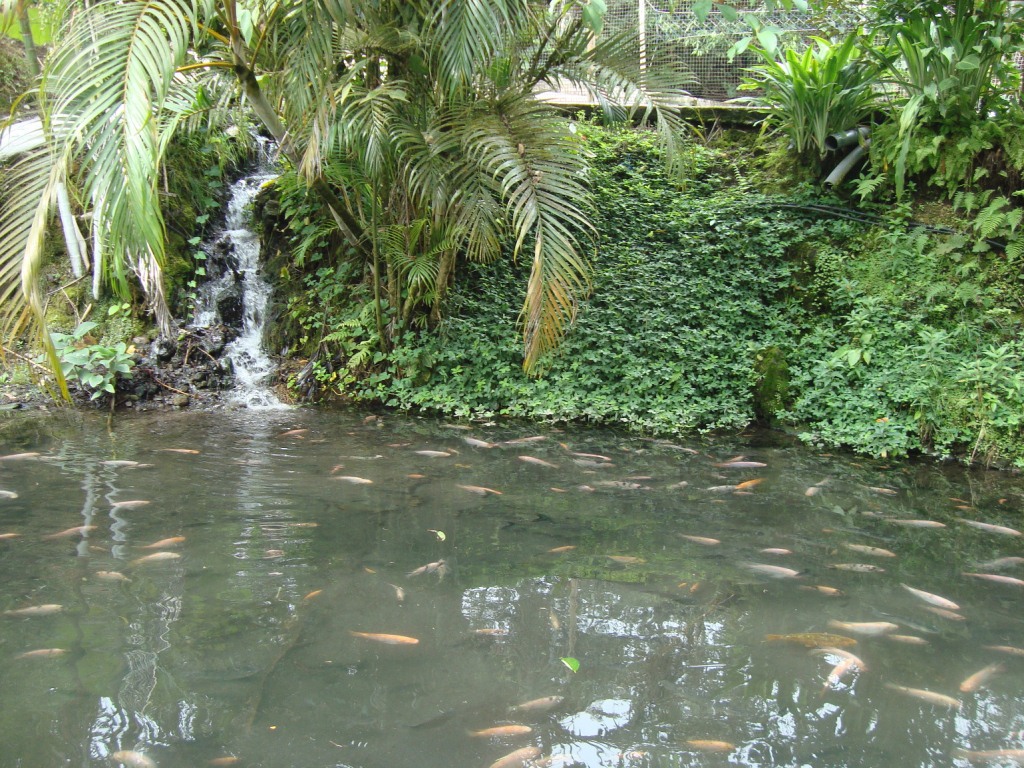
193 162 284 410
0 409 1022 768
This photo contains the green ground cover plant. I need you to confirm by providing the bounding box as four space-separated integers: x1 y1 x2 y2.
281 122 1023 466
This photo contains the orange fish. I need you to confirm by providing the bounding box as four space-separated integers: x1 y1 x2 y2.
333 476 374 484
141 536 185 549
735 478 765 490
842 543 897 558
827 620 898 636
510 695 564 713
387 583 405 602
488 747 542 768
302 589 323 602
961 520 1022 537
159 448 201 454
208 757 241 766
547 545 576 553
349 631 419 645
564 449 612 461
470 724 532 737
457 484 503 496
884 683 960 709
800 585 843 596
680 535 720 546
887 634 929 645
828 563 885 573
502 436 547 445
959 663 1004 693
983 645 1024 657
111 751 156 768
0 533 21 540
408 559 447 578
15 648 68 660
129 551 181 566
765 633 858 648
900 583 959 611
924 606 965 621
686 740 735 752
813 648 867 691
518 456 558 468
963 572 1024 587
42 525 97 540
744 563 801 578
3 604 63 617
277 429 308 438
867 486 898 495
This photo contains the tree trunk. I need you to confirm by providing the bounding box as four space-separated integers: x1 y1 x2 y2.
15 0 39 78
229 37 369 260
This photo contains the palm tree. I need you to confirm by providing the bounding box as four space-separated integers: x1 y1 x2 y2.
0 0 689 383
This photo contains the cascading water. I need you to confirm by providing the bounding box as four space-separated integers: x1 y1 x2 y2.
193 156 287 409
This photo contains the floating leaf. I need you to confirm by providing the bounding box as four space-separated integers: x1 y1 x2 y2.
560 656 580 673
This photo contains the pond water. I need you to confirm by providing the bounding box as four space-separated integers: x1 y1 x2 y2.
0 409 1022 768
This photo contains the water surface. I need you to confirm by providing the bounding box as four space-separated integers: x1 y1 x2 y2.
0 410 1022 768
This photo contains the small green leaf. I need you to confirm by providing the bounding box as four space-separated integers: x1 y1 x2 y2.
693 0 713 22
582 0 607 34
756 26 778 56
560 657 580 673
956 54 980 71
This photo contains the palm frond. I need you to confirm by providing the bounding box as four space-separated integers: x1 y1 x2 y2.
0 137 71 397
44 0 195 333
429 0 530 92
463 98 593 371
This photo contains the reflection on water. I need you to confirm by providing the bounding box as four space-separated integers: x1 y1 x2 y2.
0 410 1022 768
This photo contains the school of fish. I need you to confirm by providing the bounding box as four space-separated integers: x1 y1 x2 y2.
0 428 1022 767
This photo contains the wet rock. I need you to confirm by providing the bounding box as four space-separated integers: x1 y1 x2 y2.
201 328 228 357
171 393 190 407
216 284 244 327
150 337 177 363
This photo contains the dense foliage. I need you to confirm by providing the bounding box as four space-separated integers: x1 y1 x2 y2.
277 123 1024 466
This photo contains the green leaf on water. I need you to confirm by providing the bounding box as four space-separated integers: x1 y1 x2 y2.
433 530 446 542
560 657 580 673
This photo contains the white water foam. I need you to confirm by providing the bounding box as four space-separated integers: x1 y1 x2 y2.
194 169 289 409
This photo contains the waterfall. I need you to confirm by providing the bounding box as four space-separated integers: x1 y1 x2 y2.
193 161 287 409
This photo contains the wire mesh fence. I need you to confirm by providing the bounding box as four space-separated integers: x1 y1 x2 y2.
594 1 861 103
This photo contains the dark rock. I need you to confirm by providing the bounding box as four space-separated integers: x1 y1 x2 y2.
151 337 177 363
201 328 228 357
217 284 244 327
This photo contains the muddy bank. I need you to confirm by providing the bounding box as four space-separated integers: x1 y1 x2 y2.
1 323 291 412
